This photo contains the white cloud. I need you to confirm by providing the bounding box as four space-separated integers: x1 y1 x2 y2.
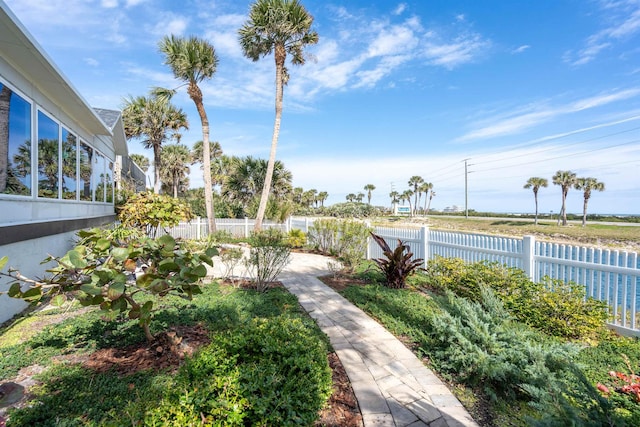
101 0 118 8
84 57 99 67
423 33 490 69
457 88 640 142
512 45 530 54
567 3 640 65
393 3 407 15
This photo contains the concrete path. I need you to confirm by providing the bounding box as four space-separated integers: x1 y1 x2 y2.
211 251 478 427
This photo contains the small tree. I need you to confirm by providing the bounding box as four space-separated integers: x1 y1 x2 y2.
118 192 192 237
524 177 548 225
575 177 605 227
0 231 217 342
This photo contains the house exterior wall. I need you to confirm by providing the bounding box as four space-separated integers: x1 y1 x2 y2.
0 3 123 324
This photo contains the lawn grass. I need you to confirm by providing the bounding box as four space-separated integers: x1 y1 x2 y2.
0 282 332 426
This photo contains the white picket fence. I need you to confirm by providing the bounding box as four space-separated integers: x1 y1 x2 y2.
290 217 640 336
157 217 288 239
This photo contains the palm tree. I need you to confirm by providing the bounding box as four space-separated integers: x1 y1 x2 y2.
158 34 219 232
239 0 319 231
419 182 433 215
408 176 424 216
129 154 150 173
402 189 414 214
364 183 376 205
552 170 577 226
389 190 399 207
425 190 436 215
345 193 356 202
317 191 328 207
122 93 188 194
356 192 364 203
574 177 605 227
161 143 191 198
524 177 548 225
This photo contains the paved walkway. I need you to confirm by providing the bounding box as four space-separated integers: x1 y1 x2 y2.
212 251 478 427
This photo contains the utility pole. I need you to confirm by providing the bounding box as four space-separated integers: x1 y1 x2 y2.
464 159 469 219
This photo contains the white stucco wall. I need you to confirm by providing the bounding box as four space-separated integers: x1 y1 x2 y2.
0 230 77 324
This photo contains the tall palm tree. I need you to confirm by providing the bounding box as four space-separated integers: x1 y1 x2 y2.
158 34 219 232
318 191 328 207
552 170 577 226
524 177 548 225
161 143 191 198
364 183 376 205
419 182 433 215
574 177 605 227
408 176 424 216
389 190 399 207
122 94 188 194
345 193 356 202
425 190 436 215
402 189 414 214
239 0 319 231
129 154 150 173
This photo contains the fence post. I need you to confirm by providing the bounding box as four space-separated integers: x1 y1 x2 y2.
421 226 429 268
196 217 201 240
522 235 535 281
304 217 309 233
244 217 249 238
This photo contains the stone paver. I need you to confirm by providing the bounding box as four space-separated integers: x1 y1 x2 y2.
210 251 478 427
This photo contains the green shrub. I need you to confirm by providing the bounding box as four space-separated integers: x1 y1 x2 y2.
322 201 381 218
146 316 332 426
370 233 424 289
307 219 371 271
287 228 306 248
245 229 291 292
117 192 192 238
423 257 608 340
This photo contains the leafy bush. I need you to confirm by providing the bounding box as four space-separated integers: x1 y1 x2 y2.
370 232 424 289
321 201 382 218
423 257 608 340
117 192 193 237
428 286 580 402
245 229 291 292
0 230 217 341
146 316 332 426
307 219 371 271
287 228 306 248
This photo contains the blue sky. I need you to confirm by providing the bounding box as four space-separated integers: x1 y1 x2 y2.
5 0 640 214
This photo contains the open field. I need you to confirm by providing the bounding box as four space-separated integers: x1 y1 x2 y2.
374 215 640 252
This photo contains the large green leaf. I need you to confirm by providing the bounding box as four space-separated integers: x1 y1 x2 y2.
51 294 67 307
192 264 207 278
158 259 179 273
21 287 42 301
7 282 21 297
158 234 176 248
95 238 111 252
106 282 125 300
67 249 88 269
0 256 8 271
80 283 103 296
111 247 131 262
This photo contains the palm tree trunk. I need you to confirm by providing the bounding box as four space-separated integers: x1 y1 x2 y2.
153 146 161 194
189 84 216 233
426 195 433 215
534 193 539 226
255 45 285 232
562 190 568 226
582 199 588 227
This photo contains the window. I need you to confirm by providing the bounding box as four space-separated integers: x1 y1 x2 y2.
92 151 105 202
61 128 77 200
37 110 59 198
106 161 114 203
79 141 92 201
0 82 32 196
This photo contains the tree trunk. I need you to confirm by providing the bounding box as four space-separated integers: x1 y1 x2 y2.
562 190 568 226
534 192 539 226
0 86 11 193
153 145 161 194
189 83 216 232
582 198 589 227
426 194 433 215
255 44 285 232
